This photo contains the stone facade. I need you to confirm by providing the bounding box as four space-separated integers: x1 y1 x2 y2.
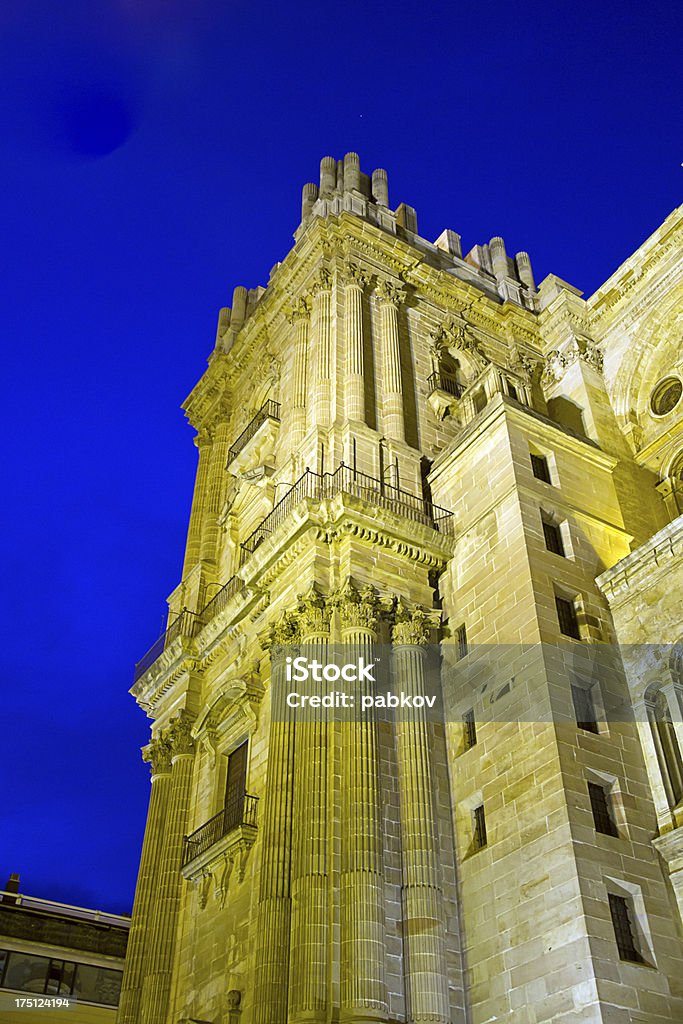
119 154 683 1024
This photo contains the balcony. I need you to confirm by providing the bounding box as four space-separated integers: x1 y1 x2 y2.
240 463 454 562
133 609 201 683
181 796 259 899
427 370 464 420
183 794 258 867
227 399 281 468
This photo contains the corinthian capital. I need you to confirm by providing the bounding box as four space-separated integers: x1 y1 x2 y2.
334 577 379 633
142 734 172 775
343 261 370 289
311 267 333 296
166 710 195 756
286 296 310 324
376 278 405 306
264 610 301 650
296 585 332 637
391 600 431 646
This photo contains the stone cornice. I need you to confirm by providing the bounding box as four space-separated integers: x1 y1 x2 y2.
596 513 683 605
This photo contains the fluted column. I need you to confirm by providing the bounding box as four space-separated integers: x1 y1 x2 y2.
254 612 301 1024
634 698 675 826
336 580 386 1021
200 418 231 566
344 264 368 423
116 737 172 1024
289 587 331 1022
140 712 196 1024
376 280 405 442
182 430 212 576
311 270 333 429
289 298 311 449
392 604 449 1024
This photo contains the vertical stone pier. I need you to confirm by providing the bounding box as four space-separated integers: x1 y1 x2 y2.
337 580 387 1021
289 588 332 1022
140 712 195 1024
391 605 449 1024
344 264 368 424
117 736 172 1024
376 280 405 442
311 270 333 430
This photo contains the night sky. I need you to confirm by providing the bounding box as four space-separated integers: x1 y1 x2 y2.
1 0 681 915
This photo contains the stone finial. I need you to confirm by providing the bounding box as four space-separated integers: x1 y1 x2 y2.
215 307 230 347
296 585 331 637
167 710 195 757
489 236 508 280
344 151 361 192
142 734 172 776
231 286 248 330
515 251 535 290
334 577 379 633
391 600 431 646
320 156 336 195
372 168 389 207
301 182 319 223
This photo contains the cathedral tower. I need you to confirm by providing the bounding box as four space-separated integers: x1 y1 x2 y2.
119 156 683 1024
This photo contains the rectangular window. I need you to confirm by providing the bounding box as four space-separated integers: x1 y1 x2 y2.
508 382 519 401
555 595 581 639
588 782 619 836
608 894 643 963
473 390 487 413
571 684 599 733
456 624 468 660
224 741 248 831
542 518 565 556
531 453 552 483
463 709 477 750
473 805 487 850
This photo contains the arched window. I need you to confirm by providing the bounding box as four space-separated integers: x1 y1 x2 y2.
646 689 683 808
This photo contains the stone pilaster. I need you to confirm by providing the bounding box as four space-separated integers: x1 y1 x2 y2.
254 612 301 1024
140 712 196 1024
344 264 369 424
182 430 212 576
200 419 232 567
377 280 406 442
391 604 449 1024
117 736 172 1024
336 580 387 1021
289 298 311 450
633 698 674 828
311 270 333 429
289 587 332 1022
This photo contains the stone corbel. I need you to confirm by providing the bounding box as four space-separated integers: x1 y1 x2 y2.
213 852 234 908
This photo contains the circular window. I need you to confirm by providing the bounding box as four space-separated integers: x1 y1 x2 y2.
650 376 683 416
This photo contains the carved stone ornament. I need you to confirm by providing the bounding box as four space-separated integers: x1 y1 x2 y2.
167 710 195 756
542 336 604 388
391 599 431 646
334 577 379 633
142 734 172 776
264 610 301 652
506 341 537 381
376 278 405 306
311 267 333 294
296 585 332 637
286 296 310 324
344 261 370 288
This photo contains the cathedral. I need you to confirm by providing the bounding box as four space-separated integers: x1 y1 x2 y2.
118 154 683 1024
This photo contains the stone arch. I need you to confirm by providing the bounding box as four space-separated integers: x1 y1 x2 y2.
643 678 683 810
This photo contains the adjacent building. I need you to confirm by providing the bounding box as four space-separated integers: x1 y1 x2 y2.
119 155 683 1024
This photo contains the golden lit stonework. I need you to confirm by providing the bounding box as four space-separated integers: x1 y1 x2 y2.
119 155 683 1024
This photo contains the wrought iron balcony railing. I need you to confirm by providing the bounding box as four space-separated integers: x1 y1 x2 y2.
199 574 243 626
227 400 281 466
240 463 454 561
183 793 259 867
427 370 464 398
133 609 200 684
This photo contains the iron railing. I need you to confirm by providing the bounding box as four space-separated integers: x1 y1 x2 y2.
240 463 454 561
183 793 259 867
227 400 281 466
199 574 243 626
427 371 464 398
133 610 200 683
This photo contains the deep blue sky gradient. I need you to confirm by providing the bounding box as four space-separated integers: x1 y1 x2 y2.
1 0 681 913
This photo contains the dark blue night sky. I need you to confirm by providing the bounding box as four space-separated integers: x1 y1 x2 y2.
1 0 681 914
